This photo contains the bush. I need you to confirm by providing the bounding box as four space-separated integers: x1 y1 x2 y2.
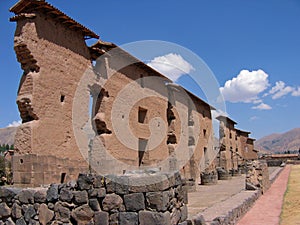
0 156 12 186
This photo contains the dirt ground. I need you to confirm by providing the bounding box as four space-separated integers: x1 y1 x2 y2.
280 165 300 225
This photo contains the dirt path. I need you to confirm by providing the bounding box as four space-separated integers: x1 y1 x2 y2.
237 165 291 225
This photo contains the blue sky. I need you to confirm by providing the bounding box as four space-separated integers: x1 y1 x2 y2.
1 0 300 139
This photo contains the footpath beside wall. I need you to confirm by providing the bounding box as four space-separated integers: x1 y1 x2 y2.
191 160 278 225
0 172 188 225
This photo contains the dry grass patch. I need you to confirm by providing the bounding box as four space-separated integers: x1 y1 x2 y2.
280 165 300 225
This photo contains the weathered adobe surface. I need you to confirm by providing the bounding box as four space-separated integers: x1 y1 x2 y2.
216 116 258 177
11 0 217 187
12 8 92 185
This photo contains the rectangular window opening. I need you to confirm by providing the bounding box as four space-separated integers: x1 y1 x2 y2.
138 107 148 123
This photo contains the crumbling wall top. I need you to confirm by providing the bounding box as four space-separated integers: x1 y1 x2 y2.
216 115 237 126
10 0 99 39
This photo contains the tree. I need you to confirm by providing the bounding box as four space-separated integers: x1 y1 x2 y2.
5 144 9 151
10 145 14 150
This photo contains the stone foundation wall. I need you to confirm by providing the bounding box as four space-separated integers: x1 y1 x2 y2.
266 159 283 167
245 160 270 193
200 170 218 185
216 167 232 180
0 172 188 225
12 154 88 187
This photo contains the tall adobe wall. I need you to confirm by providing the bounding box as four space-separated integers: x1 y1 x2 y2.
10 1 216 187
11 1 97 186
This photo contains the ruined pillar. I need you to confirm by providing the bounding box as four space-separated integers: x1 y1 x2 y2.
10 0 99 186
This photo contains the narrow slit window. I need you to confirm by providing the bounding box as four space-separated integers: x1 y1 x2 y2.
138 107 148 123
138 138 148 166
60 173 66 183
60 95 65 103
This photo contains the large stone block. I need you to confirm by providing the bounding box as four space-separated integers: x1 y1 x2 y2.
77 174 93 190
106 175 129 195
38 203 54 225
73 191 88 205
34 190 47 203
128 174 169 193
12 203 22 219
0 188 21 202
59 188 73 203
71 204 94 224
54 202 70 223
94 211 109 225
146 191 169 212
17 190 35 204
0 203 11 219
89 199 101 211
46 184 59 202
24 205 36 222
124 193 145 212
102 193 124 212
119 212 138 225
139 211 171 225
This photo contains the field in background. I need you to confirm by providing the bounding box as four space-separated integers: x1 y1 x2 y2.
280 165 300 225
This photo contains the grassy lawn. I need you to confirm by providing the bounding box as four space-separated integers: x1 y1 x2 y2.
280 165 300 225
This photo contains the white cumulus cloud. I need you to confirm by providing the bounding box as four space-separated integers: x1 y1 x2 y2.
7 120 22 128
147 53 195 81
252 103 272 110
220 69 270 103
267 81 294 99
292 87 300 96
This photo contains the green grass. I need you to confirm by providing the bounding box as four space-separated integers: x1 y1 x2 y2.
280 165 300 225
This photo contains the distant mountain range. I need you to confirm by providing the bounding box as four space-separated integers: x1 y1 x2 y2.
0 127 17 145
255 128 300 153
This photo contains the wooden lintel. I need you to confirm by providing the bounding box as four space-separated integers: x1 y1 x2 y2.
69 24 81 29
56 15 68 19
47 10 61 15
62 20 73 24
